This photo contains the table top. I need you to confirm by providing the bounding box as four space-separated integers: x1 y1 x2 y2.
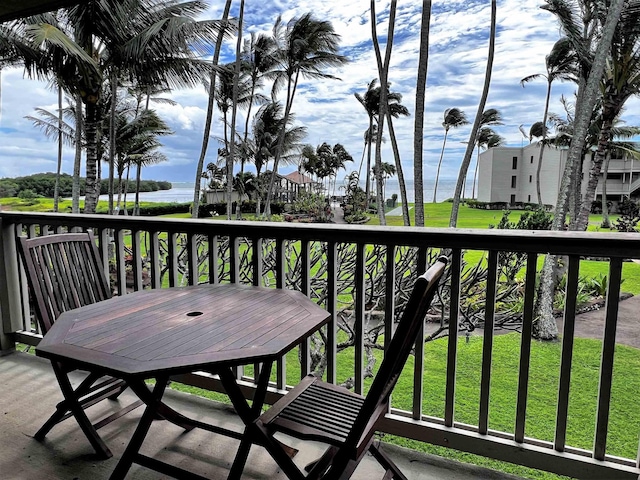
36 284 330 377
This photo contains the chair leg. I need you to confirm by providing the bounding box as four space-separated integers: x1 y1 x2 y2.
50 362 112 459
369 441 408 480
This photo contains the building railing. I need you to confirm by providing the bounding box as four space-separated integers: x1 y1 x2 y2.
1 211 639 479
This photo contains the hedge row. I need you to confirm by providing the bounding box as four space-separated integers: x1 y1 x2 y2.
466 199 553 211
197 201 285 217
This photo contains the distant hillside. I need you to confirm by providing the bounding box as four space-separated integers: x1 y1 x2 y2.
0 173 171 198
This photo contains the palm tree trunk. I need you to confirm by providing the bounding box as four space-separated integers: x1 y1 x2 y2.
72 95 82 214
536 0 625 340
433 129 449 203
364 119 373 207
227 0 244 221
536 81 552 205
386 113 410 225
54 86 63 213
370 0 397 226
601 152 611 228
192 0 231 219
108 70 118 215
134 161 142 216
472 148 480 199
413 1 431 227
450 0 496 227
576 113 615 230
83 101 100 214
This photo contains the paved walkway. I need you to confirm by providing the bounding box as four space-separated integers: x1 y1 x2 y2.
563 294 640 348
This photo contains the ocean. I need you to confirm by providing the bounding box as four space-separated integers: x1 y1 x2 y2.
102 179 469 204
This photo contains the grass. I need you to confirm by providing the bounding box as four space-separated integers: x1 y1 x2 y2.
171 333 640 479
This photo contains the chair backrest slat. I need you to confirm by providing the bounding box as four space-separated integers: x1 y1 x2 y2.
18 232 112 333
347 256 447 451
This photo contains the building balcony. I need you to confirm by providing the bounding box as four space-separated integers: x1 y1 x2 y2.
1 211 639 479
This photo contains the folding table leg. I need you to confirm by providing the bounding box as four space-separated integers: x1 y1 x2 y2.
49 362 112 459
223 362 273 480
109 377 169 480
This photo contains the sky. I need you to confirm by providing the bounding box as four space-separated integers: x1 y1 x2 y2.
1 0 639 200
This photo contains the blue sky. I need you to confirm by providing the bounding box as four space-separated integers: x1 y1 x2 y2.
1 0 639 200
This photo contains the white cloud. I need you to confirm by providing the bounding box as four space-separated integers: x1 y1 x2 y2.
2 0 637 202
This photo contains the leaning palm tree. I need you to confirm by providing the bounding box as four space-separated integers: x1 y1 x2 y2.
535 0 627 340
449 0 498 227
263 13 348 217
521 36 577 205
433 107 469 203
575 0 640 231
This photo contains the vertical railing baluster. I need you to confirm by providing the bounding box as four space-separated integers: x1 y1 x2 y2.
131 230 143 291
186 233 198 286
445 248 462 427
594 257 623 460
149 231 161 289
255 237 266 287
229 236 239 284
274 238 287 389
96 228 110 282
555 254 580 451
354 242 366 394
479 249 498 434
300 240 311 378
114 229 126 295
384 245 397 352
515 252 538 442
326 241 337 385
208 235 219 284
168 232 178 287
413 247 428 420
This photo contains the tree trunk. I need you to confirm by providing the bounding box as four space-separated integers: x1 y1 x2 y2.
83 101 100 214
134 162 142 216
364 119 373 209
433 129 448 203
386 113 410 225
576 113 616 230
413 0 431 227
108 70 118 215
54 86 63 213
72 95 82 214
601 152 611 228
535 0 625 340
450 0 496 227
536 81 552 205
192 0 231 219
370 0 397 226
227 0 244 221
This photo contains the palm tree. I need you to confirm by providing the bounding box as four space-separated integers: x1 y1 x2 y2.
354 79 379 206
263 13 348 217
193 0 232 219
252 101 306 215
575 0 640 230
433 108 469 203
413 2 432 227
536 0 627 340
449 0 497 227
372 161 396 202
521 36 577 205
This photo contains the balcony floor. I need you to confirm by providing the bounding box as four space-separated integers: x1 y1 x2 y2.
0 351 525 480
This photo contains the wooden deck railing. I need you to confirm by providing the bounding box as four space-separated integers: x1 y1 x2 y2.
1 211 639 479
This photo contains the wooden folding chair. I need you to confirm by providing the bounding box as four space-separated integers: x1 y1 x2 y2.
18 232 143 459
242 256 448 480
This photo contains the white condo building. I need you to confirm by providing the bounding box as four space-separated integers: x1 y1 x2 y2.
477 143 640 209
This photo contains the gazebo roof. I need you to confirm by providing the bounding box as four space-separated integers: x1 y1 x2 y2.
284 171 315 185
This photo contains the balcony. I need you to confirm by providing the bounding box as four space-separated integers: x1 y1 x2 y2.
1 211 639 479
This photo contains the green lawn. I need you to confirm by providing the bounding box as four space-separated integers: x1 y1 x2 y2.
173 333 640 479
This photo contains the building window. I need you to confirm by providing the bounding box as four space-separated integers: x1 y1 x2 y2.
510 194 516 204
529 175 532 183
512 157 518 169
511 176 517 188
528 195 531 202
530 155 534 163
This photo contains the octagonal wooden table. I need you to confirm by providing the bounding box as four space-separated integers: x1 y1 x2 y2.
36 283 331 480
